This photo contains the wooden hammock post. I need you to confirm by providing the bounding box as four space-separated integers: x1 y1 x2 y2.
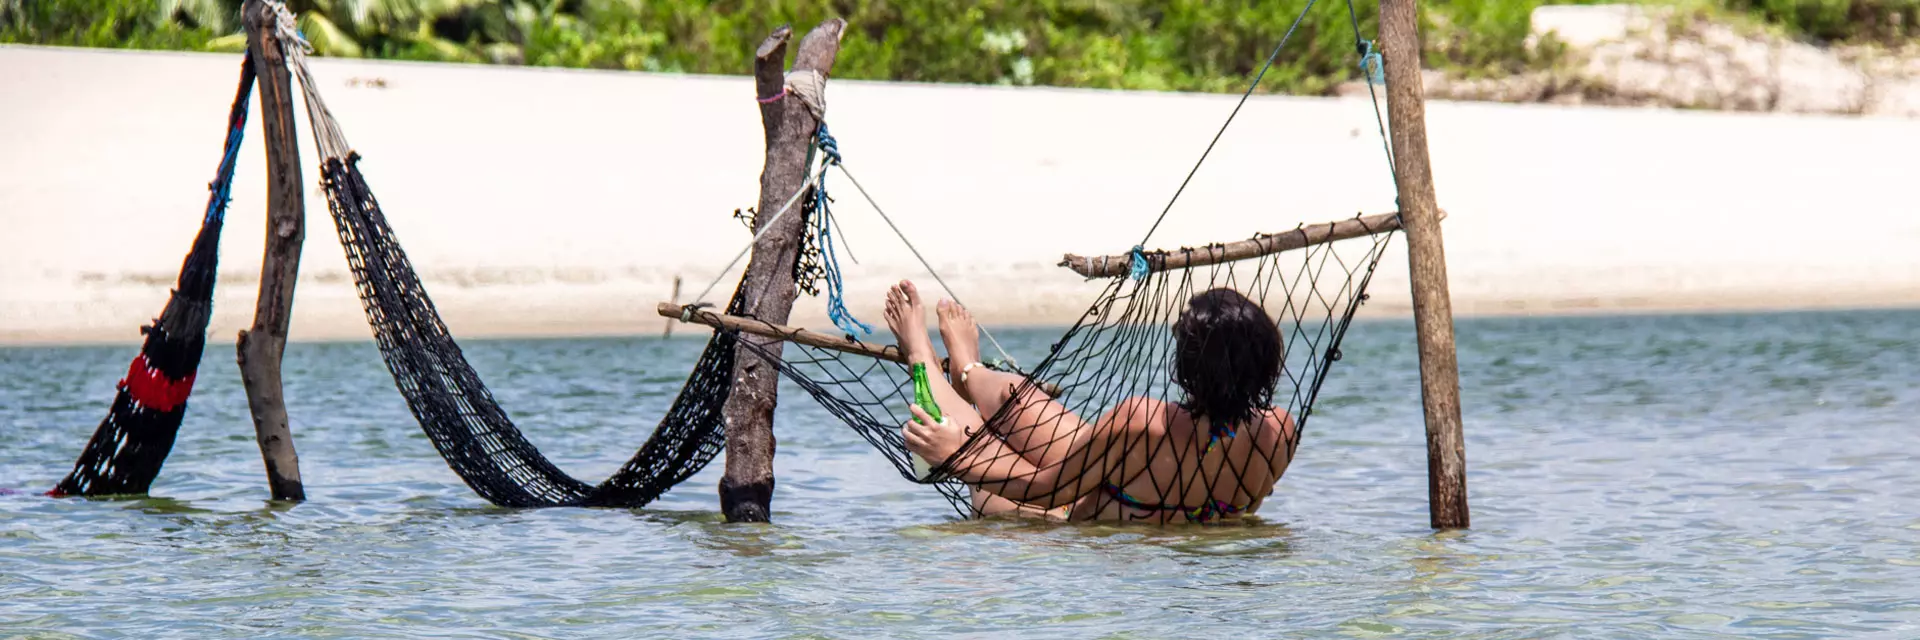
718 19 847 523
1380 0 1469 529
235 0 307 502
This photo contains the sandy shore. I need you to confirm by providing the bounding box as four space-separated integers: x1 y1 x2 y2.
3 45 1916 347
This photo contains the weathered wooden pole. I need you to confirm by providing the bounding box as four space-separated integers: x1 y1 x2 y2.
717 19 846 523
1380 0 1468 529
236 0 306 502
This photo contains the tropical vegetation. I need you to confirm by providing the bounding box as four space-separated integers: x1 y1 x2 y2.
3 0 1914 95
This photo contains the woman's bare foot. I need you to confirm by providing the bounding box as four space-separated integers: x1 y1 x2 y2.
884 280 937 367
937 299 984 404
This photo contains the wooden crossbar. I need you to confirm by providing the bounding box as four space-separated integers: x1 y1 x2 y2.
1059 210 1436 278
659 302 906 363
655 302 1063 397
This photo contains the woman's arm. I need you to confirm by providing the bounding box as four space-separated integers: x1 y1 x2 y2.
905 398 1152 509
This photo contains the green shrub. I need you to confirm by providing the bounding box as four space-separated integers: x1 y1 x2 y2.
3 1 1911 95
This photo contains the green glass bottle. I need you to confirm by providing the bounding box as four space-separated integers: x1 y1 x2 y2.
908 362 944 479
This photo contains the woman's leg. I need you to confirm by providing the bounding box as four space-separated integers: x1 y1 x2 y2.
884 281 979 434
971 488 1070 521
893 283 1105 516
935 299 1090 470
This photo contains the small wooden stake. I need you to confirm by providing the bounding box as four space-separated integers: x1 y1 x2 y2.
1381 0 1468 529
717 19 847 523
236 0 306 502
664 275 682 338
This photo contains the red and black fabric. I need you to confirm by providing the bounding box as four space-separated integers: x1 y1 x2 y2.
51 56 255 497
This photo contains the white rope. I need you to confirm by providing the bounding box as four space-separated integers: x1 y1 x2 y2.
689 144 1016 368
262 0 349 162
831 163 1016 368
689 167 821 306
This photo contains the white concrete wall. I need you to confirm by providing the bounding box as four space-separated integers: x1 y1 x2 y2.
3 45 1915 346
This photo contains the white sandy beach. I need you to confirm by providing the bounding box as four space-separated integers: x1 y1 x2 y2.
2 45 1916 346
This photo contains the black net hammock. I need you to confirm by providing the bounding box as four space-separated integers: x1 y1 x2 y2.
747 218 1401 520
689 0 1410 521
49 55 256 497
658 95 1403 522
271 15 738 508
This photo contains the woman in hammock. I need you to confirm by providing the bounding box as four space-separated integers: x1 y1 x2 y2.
886 280 1296 523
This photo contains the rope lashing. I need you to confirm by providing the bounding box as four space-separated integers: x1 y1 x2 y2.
786 69 828 121
266 0 304 53
1358 40 1385 86
815 123 842 166
266 0 350 162
811 122 872 337
1128 245 1150 280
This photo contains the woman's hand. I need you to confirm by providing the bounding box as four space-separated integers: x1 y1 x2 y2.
903 404 968 470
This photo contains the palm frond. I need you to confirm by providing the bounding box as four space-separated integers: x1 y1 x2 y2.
299 11 363 57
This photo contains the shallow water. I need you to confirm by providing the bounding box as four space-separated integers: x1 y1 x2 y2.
2 309 1918 638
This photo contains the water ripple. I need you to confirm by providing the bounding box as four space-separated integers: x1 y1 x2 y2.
3 311 1919 637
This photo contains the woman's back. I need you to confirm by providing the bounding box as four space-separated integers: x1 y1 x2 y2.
892 280 1300 524
1068 398 1296 523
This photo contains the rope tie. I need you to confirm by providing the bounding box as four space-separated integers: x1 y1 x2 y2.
264 0 350 162
1358 40 1385 86
756 88 787 104
816 123 843 166
785 69 828 122
1128 246 1150 281
265 0 307 55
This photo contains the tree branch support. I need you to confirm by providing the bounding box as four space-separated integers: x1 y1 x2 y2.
719 19 847 523
237 0 306 502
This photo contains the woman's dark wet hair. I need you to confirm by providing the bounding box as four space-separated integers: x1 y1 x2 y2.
1171 288 1283 429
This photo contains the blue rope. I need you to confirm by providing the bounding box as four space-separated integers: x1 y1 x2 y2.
205 52 256 224
816 123 842 166
812 123 872 337
1359 40 1385 86
1128 245 1150 281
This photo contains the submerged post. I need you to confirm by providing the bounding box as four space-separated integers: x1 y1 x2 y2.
1380 0 1468 528
718 19 847 523
236 0 306 502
